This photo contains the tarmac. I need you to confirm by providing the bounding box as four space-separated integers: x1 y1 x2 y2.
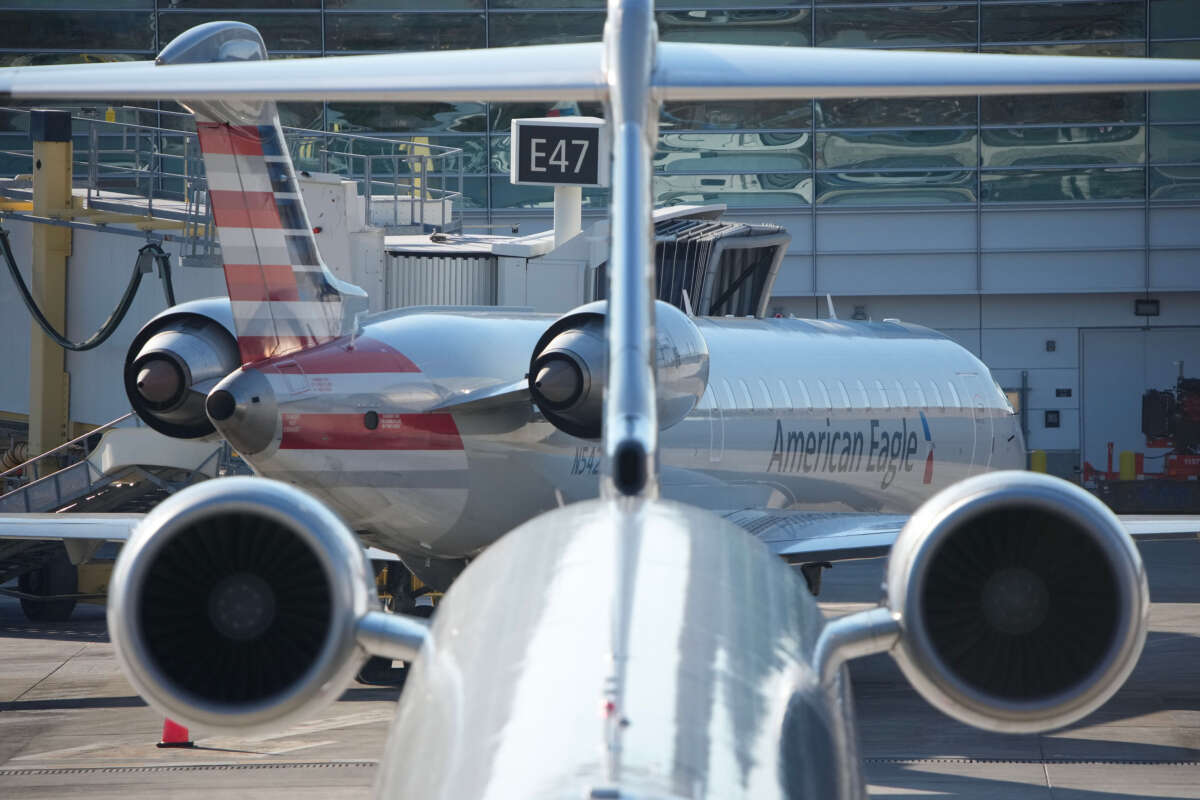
0 539 1197 798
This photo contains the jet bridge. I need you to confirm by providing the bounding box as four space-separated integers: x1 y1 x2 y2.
383 203 790 315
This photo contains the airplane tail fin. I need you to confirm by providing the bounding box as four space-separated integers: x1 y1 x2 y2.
158 22 367 365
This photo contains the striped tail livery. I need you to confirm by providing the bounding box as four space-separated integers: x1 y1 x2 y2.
158 22 367 365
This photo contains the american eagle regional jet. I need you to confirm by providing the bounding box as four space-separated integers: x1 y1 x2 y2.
0 13 1198 598
5 4 1200 796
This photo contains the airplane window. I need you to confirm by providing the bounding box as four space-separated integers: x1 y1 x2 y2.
737 379 754 410
890 380 907 409
856 379 871 410
928 380 944 409
794 379 812 411
757 378 773 411
910 380 926 408
776 379 793 411
835 380 851 409
946 380 961 408
721 379 737 411
815 379 833 411
874 380 889 409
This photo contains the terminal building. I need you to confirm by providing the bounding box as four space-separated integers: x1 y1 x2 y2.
2 0 1200 491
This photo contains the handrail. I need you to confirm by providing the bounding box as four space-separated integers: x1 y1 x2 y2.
1 105 464 234
0 411 134 481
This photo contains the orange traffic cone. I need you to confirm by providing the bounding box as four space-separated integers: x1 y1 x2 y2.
157 717 194 748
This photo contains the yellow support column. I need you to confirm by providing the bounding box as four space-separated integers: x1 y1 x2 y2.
28 109 73 472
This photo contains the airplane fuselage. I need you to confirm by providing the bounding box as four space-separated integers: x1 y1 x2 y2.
215 309 1024 560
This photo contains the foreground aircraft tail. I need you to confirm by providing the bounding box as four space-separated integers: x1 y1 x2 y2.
158 22 367 365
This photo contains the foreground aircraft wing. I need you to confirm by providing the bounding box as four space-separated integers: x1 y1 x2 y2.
0 513 402 562
0 513 142 543
5 42 1200 104
729 509 1200 564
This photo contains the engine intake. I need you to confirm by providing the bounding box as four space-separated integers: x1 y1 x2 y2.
886 471 1148 733
124 298 239 439
528 300 709 440
108 477 376 733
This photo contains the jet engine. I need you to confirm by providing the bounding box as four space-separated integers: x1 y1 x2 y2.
528 300 709 439
124 298 240 439
885 471 1148 733
107 477 401 734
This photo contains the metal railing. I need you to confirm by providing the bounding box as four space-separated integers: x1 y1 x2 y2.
0 411 134 496
0 105 464 257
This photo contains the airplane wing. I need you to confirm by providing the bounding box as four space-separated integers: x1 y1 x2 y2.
0 513 403 562
4 42 1200 103
727 509 1200 564
0 513 142 543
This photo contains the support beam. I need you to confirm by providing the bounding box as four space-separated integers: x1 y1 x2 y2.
28 109 73 473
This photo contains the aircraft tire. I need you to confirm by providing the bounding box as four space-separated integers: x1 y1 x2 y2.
18 553 78 622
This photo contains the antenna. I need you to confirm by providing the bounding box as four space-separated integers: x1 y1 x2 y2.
825 294 838 320
681 288 694 317
601 0 658 499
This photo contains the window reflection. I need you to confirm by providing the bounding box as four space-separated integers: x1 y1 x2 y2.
817 129 975 170
159 12 322 52
661 100 812 131
1150 126 1200 165
1150 42 1200 123
327 13 485 51
658 9 810 47
1150 166 1200 201
816 5 976 48
488 12 604 47
490 177 608 208
328 102 485 134
983 42 1146 58
1 11 154 50
982 93 1145 126
981 2 1144 43
981 126 1144 168
490 102 604 130
654 173 812 207
656 132 813 172
817 96 975 129
1151 0 1200 39
816 170 976 206
981 167 1144 202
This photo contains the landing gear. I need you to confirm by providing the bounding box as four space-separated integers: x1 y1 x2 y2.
18 552 78 622
356 562 438 687
800 561 832 596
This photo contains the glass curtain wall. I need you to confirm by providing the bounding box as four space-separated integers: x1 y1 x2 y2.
1 1 1198 211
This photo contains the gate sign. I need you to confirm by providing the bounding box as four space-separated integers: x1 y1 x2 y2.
510 117 609 187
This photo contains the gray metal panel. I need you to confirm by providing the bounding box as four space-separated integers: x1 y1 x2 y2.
1149 250 1200 290
1149 207 1200 248
769 253 813 296
982 251 1142 293
980 208 1145 251
817 253 976 295
817 210 976 253
386 255 497 308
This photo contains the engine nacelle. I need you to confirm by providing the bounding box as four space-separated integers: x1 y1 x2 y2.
886 471 1148 733
124 298 240 439
107 477 374 734
528 300 709 440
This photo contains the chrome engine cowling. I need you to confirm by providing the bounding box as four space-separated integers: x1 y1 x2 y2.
885 471 1148 733
124 298 240 439
528 300 709 439
107 477 374 734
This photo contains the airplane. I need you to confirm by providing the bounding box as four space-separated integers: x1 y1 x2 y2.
6 19 1200 601
2 1 1200 795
